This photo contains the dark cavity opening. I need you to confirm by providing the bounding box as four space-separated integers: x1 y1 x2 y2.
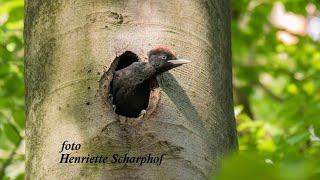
115 51 139 71
109 51 158 118
109 51 139 97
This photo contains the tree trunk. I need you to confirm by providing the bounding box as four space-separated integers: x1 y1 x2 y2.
25 0 237 179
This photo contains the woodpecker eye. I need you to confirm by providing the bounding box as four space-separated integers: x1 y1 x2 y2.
160 55 167 60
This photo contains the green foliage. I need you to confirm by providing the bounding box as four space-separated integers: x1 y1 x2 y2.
216 0 320 179
216 152 320 180
0 0 24 179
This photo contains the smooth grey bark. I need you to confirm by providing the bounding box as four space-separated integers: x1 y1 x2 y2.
25 0 237 179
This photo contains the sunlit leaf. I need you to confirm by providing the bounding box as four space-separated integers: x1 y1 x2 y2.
287 83 299 94
302 81 315 95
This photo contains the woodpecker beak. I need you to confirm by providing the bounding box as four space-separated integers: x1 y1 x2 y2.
167 59 192 65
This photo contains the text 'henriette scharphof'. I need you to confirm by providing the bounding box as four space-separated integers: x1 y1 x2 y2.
58 141 165 166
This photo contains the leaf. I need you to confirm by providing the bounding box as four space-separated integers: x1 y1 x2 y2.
3 123 20 146
286 133 308 146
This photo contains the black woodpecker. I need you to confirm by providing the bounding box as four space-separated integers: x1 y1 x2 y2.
110 47 191 118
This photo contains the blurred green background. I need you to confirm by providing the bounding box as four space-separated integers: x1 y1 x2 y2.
0 0 319 179
0 0 24 179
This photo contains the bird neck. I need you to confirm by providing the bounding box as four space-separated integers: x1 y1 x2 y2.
149 61 169 75
143 63 158 80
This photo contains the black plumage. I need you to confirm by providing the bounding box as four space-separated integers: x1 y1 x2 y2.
111 47 191 118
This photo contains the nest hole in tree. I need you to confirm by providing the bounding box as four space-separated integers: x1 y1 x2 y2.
101 51 160 119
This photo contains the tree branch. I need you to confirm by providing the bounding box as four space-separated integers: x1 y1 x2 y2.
0 137 23 179
256 81 284 102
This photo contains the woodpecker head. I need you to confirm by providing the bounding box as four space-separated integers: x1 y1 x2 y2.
148 47 191 73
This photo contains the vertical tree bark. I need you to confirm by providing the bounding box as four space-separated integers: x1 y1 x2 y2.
25 0 237 179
